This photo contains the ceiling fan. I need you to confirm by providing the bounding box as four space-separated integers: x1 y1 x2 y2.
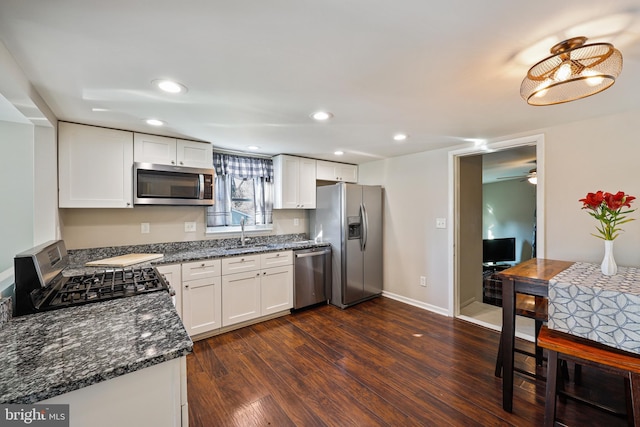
497 168 537 184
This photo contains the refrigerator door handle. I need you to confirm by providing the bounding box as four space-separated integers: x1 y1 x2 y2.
361 203 368 251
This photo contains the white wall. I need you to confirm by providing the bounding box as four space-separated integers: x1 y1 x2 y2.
0 120 34 272
483 179 536 264
360 107 640 314
0 39 58 294
359 148 450 310
544 109 640 266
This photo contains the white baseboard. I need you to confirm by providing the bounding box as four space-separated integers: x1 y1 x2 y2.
382 291 449 317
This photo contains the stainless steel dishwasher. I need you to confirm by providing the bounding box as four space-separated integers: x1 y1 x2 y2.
293 246 332 309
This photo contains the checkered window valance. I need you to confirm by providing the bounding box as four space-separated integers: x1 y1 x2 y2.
213 153 273 180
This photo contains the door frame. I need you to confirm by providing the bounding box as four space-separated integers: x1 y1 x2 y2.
447 134 545 317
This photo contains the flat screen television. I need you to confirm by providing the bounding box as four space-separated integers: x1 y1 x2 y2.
483 237 516 264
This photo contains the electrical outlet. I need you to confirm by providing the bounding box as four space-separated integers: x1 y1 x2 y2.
184 221 196 232
141 223 150 234
436 218 446 229
294 218 299 226
420 276 426 287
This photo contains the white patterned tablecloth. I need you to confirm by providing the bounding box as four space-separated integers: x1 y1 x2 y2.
548 261 640 354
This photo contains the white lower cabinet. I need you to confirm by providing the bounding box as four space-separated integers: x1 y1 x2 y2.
156 264 182 318
221 270 261 326
260 265 293 315
222 251 293 327
44 357 187 427
157 250 293 337
181 259 222 336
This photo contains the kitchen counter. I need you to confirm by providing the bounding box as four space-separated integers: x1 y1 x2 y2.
157 239 329 264
0 291 192 404
64 235 330 275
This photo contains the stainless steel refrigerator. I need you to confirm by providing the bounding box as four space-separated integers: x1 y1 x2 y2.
310 183 383 308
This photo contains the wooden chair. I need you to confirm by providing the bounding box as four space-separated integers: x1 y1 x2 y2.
538 325 640 427
495 293 547 379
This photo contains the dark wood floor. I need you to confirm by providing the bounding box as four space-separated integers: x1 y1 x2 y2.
186 297 627 426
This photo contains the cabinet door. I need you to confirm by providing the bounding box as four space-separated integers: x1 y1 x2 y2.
297 158 317 208
261 265 293 315
155 264 182 319
133 133 177 165
316 160 337 181
176 140 213 168
316 160 357 183
222 271 261 327
182 276 222 336
273 155 301 209
336 163 358 183
58 122 133 208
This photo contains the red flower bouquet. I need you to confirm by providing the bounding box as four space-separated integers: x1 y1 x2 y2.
579 191 636 240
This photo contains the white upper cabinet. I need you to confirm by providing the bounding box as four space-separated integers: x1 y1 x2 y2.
134 134 213 168
58 122 134 208
133 134 175 165
177 139 213 169
273 155 316 209
316 160 358 183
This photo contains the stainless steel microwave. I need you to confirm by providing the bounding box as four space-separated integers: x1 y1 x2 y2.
133 162 215 206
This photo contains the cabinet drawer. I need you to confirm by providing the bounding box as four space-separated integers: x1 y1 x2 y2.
260 251 293 268
182 259 221 281
221 254 261 275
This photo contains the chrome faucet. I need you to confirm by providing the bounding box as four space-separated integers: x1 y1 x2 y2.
240 217 246 246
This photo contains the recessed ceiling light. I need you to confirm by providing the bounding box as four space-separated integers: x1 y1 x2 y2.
393 133 408 141
247 145 260 150
152 79 188 94
311 111 333 121
145 119 165 126
334 151 344 156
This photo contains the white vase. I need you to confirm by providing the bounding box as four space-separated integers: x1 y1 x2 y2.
601 240 617 276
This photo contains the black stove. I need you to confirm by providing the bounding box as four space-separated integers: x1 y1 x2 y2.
13 240 169 317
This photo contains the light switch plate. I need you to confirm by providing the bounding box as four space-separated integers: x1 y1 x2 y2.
141 223 150 234
184 221 196 232
436 218 446 229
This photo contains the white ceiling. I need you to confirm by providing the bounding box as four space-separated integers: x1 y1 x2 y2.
0 1 639 166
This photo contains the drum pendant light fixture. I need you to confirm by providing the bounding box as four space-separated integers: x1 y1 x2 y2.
520 36 623 106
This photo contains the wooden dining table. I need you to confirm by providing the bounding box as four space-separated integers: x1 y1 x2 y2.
498 258 574 412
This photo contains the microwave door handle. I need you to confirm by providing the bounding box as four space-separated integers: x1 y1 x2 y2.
198 174 205 199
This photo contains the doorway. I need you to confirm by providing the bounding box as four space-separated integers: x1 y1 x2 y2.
448 135 545 340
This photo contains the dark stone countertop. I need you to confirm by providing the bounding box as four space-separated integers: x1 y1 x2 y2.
64 236 330 275
0 235 328 404
0 292 192 404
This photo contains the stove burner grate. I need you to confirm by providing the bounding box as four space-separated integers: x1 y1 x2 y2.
46 267 168 309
